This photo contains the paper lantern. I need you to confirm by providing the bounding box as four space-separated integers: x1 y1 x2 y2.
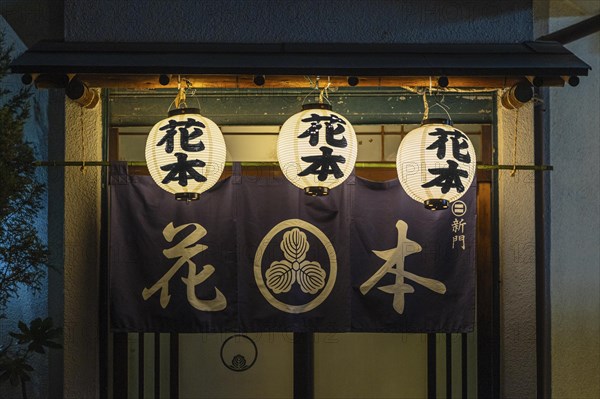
145 108 226 201
277 103 358 196
396 119 477 210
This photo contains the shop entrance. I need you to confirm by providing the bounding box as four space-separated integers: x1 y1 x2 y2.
105 89 497 399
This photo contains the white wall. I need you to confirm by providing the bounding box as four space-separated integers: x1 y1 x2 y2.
497 100 537 398
549 2 600 398
62 98 103 399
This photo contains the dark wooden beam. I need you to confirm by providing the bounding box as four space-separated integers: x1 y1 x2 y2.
35 74 537 89
538 14 600 44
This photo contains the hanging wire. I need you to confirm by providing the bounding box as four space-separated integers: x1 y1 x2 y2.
167 76 200 112
318 76 332 105
302 76 320 105
167 76 182 112
422 91 452 122
431 98 452 121
422 92 430 120
174 75 187 108
510 107 520 177
184 78 202 109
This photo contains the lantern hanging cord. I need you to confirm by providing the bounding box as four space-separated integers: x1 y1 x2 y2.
167 76 182 111
511 107 519 177
168 76 196 111
318 77 332 105
301 76 317 105
422 92 452 122
183 78 201 109
176 76 187 108
422 92 430 119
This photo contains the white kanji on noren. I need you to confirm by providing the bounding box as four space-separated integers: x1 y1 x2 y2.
142 222 226 312
360 220 446 314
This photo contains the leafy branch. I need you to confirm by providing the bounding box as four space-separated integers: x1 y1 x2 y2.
0 30 57 399
0 317 62 399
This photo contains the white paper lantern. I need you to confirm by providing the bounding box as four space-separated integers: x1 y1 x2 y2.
145 108 226 201
277 104 358 196
396 119 477 210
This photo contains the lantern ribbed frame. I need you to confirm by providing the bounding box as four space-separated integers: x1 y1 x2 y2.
396 119 477 208
145 108 227 198
277 104 358 193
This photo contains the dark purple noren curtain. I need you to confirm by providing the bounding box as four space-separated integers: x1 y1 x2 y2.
110 166 475 333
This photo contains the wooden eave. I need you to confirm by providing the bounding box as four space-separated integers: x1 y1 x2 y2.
9 41 591 89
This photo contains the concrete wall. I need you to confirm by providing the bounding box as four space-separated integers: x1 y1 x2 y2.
0 0 63 47
497 100 537 398
62 99 103 399
63 0 532 43
548 2 600 399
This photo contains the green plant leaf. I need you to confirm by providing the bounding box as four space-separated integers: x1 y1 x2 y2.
17 321 27 333
0 371 10 382
43 341 62 349
0 356 32 387
9 317 62 356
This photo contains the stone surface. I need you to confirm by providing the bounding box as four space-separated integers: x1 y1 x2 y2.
497 99 537 399
549 9 600 399
62 99 103 399
64 0 532 43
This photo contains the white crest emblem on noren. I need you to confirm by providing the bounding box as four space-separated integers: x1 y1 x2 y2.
254 219 337 314
265 228 326 294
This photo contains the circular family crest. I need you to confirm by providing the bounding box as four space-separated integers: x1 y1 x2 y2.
254 219 337 314
451 200 467 217
220 335 258 372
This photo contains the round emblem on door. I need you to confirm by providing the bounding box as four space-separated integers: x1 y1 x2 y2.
220 334 258 372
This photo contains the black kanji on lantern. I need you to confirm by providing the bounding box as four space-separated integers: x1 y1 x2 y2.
157 118 206 153
426 128 471 163
298 146 346 181
298 113 348 148
160 152 207 186
422 160 469 193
